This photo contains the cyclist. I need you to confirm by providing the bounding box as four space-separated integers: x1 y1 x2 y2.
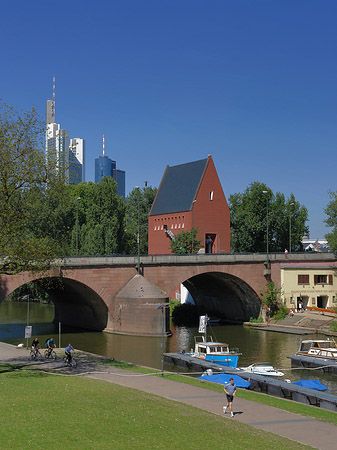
31 338 40 358
65 343 75 364
46 337 56 357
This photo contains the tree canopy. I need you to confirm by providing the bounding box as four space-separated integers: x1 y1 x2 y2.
0 102 58 273
229 182 309 253
124 186 157 255
169 227 202 254
324 190 337 251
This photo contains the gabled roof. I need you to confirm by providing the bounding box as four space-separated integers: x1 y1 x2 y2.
149 158 208 216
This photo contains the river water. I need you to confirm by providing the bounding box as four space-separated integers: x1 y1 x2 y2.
1 302 337 393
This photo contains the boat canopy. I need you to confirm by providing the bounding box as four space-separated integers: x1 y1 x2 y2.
197 373 250 388
292 380 328 391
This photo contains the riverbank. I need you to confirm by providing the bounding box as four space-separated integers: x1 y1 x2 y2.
1 341 337 449
245 310 337 336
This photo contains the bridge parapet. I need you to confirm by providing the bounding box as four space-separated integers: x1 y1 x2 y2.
57 252 336 268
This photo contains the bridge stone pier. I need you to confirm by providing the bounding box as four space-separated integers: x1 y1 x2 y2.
0 253 335 334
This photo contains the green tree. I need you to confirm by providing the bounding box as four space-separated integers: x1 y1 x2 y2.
26 178 127 258
73 177 126 256
26 181 75 257
260 281 283 317
0 102 61 273
124 186 157 255
170 227 202 254
229 182 308 253
324 191 337 251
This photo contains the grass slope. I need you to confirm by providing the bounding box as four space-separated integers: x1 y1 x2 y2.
0 366 312 450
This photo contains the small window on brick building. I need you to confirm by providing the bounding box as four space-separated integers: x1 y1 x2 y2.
298 274 309 285
314 275 328 285
210 191 214 201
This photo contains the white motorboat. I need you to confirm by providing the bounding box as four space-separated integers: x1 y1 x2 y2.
296 339 337 360
240 362 284 377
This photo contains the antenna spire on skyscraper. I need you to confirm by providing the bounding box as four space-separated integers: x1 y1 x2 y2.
46 75 56 124
103 133 105 156
51 75 55 120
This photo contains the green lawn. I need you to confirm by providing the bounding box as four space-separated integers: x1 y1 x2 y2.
0 366 312 450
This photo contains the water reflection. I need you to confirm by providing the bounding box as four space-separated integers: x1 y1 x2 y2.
1 302 337 393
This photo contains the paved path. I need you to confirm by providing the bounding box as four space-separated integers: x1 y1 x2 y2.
1 341 337 449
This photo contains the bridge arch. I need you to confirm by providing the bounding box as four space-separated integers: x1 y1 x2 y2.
6 277 108 331
182 271 261 322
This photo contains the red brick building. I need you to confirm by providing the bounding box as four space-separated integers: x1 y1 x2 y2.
148 155 230 254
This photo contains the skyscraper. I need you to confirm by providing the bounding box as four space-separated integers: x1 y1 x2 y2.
69 138 85 184
95 134 126 197
45 77 85 184
46 122 69 178
114 168 126 198
95 155 116 183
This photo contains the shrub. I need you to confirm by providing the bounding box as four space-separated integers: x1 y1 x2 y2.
272 305 290 321
249 317 264 323
169 299 180 316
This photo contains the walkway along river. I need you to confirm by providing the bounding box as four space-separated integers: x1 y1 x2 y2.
1 301 337 393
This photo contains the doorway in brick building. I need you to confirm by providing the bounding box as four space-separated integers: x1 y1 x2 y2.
205 234 216 253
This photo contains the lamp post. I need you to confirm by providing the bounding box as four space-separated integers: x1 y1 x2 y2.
289 202 294 253
191 199 197 254
262 191 269 264
76 197 81 256
135 186 140 273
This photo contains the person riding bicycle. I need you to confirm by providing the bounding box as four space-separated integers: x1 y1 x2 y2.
31 338 40 356
65 343 75 364
46 337 56 356
31 337 40 349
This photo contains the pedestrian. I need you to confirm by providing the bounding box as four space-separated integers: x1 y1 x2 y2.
298 301 303 313
223 377 236 417
284 248 288 259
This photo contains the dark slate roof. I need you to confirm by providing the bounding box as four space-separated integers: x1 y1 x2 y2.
149 158 208 216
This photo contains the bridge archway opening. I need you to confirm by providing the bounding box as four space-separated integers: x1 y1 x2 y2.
182 272 261 323
7 277 108 331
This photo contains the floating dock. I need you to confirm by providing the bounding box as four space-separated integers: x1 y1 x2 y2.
288 354 337 375
164 353 337 412
256 326 312 335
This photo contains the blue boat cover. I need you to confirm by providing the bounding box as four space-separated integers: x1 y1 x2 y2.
197 373 250 388
292 380 328 391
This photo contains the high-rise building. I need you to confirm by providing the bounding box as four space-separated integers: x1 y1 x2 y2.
45 77 85 184
46 122 69 178
95 155 116 183
69 138 85 184
95 134 126 197
114 168 126 198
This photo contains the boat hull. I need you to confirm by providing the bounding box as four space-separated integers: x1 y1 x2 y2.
204 354 239 368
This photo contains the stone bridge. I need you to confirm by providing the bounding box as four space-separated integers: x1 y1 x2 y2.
0 253 334 334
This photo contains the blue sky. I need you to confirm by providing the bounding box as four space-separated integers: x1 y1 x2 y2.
1 0 337 238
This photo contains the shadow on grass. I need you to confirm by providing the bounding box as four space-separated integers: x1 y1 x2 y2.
0 363 50 378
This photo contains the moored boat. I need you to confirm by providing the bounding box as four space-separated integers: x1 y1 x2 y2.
186 315 241 368
296 339 337 360
239 362 284 377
